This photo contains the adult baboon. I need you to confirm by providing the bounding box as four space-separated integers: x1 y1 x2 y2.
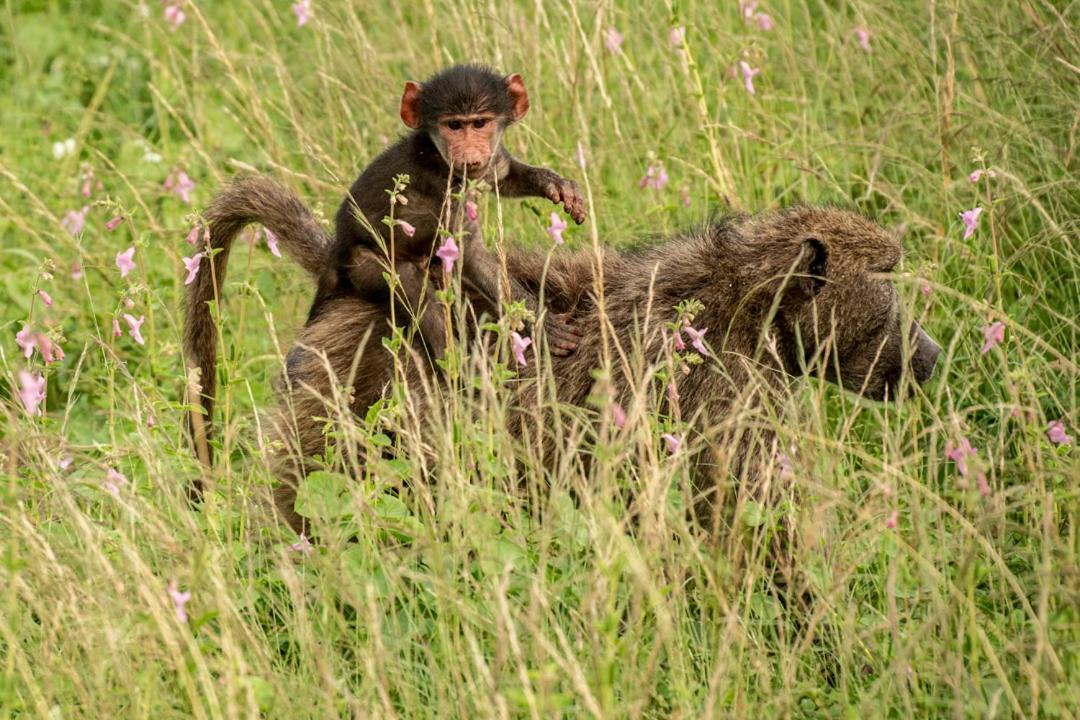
186 178 940 534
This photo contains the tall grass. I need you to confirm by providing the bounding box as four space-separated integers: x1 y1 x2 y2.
1 1 1077 716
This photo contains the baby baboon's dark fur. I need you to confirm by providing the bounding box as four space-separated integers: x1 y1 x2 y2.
186 178 940 533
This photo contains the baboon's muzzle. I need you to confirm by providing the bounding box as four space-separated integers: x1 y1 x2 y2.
910 325 941 385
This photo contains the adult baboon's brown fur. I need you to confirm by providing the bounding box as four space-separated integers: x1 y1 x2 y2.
186 178 940 534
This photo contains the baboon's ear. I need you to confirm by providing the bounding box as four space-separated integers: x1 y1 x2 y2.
504 73 530 121
796 238 828 294
400 81 423 129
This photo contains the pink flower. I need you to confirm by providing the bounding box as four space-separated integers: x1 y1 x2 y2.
683 325 708 355
960 207 982 240
667 379 681 405
17 370 46 416
611 402 627 429
36 335 63 364
16 325 35 358
638 163 669 190
946 437 977 477
123 314 146 345
980 321 1004 354
673 327 686 351
739 0 758 20
264 227 282 257
124 297 135 309
104 467 126 498
62 207 88 235
292 0 311 27
105 215 125 231
435 236 460 275
146 414 156 429
604 27 624 53
1047 420 1072 446
679 187 691 207
776 451 793 477
185 225 201 246
885 510 898 529
59 455 73 470
112 318 122 338
976 473 991 498
968 169 984 183
81 174 93 198
167 579 192 623
921 281 932 296
182 253 205 285
38 289 53 307
164 170 195 203
116 246 136 278
71 262 84 281
754 13 774 30
396 219 416 237
739 61 761 95
465 200 478 222
290 533 314 556
547 212 568 245
661 432 682 454
669 26 685 46
510 331 532 367
163 3 186 30
854 26 872 52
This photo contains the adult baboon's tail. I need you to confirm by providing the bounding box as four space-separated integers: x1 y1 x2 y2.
184 176 329 480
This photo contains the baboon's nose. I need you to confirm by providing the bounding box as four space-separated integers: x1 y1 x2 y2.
911 326 941 384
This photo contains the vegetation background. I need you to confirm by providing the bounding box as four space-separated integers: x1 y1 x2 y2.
1 0 1077 717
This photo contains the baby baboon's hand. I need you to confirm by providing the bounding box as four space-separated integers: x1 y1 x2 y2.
543 311 582 356
541 172 587 225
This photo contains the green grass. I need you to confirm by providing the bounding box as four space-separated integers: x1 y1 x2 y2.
2 1 1078 717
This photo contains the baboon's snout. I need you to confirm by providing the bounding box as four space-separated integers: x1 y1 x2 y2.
910 325 940 385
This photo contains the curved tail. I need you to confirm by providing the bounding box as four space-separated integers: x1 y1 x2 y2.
184 176 330 478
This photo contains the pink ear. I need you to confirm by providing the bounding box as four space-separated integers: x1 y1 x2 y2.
400 81 423 129
504 73 530 121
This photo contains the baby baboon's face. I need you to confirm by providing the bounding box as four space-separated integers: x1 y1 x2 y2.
781 209 941 400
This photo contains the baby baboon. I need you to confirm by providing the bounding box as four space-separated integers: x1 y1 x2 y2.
241 181 939 533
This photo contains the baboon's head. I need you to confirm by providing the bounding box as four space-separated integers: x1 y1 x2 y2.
742 207 940 400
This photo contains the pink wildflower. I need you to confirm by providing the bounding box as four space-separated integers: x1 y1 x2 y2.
185 226 201 246
116 246 136 278
510 331 532 367
921 281 932 296
854 26 872 52
885 510 898 529
611 402 627 429
638 163 669 190
165 170 195 203
604 28 624 53
960 207 982 240
290 533 314 556
739 0 758 20
776 451 793 477
163 3 186 30
103 468 126 498
669 26 685 46
167 580 192 623
667 379 680 404
968 169 984 183
981 321 1004 354
105 215 125 231
16 325 35 358
123 314 146 345
754 13 774 31
673 327 686 351
71 262 84 281
112 318 122 338
679 187 691 207
739 61 761 95
946 437 977 477
547 212 568 245
976 473 991 498
661 432 682 454
38 289 53 307
292 0 311 26
435 236 460 275
62 207 88 235
264 227 282 257
1047 421 1072 445
17 370 46 416
683 325 708 355
465 200 478 222
182 253 204 285
396 219 416 237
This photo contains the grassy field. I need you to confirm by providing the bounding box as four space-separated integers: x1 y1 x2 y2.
2 0 1078 717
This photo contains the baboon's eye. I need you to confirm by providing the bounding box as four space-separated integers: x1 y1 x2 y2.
472 119 488 129
447 119 463 131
